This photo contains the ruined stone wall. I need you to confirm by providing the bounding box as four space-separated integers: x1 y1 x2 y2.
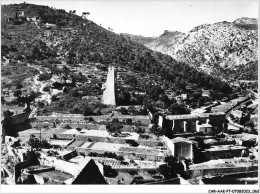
102 66 116 106
31 132 165 148
36 115 150 125
71 147 165 162
189 166 258 178
202 148 246 160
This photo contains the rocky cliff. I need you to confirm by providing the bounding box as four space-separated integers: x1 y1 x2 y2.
124 18 258 81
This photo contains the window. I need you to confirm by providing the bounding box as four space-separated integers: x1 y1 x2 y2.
205 128 207 132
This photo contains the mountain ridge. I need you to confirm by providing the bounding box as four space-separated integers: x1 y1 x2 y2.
123 17 258 81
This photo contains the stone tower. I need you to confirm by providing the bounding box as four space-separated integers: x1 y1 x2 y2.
102 66 117 106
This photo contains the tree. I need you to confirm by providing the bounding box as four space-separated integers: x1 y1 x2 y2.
169 103 190 115
76 127 82 132
158 155 180 179
106 122 123 134
162 125 174 139
43 86 50 92
126 118 132 125
1 96 6 105
37 101 45 108
134 126 145 134
3 110 14 118
28 135 41 148
63 124 72 129
119 107 128 115
128 106 137 115
82 12 90 19
116 155 124 161
111 118 119 124
165 155 178 168
13 89 22 97
83 106 93 116
150 125 162 136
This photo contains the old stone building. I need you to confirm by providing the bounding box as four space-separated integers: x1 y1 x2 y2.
158 112 226 135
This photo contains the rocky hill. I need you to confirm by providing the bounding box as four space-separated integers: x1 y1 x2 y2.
1 3 234 114
123 18 258 81
121 33 156 45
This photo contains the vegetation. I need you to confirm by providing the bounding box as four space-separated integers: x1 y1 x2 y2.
28 134 50 148
1 3 235 115
150 125 162 137
106 122 123 135
1 63 39 88
38 73 52 81
3 109 14 118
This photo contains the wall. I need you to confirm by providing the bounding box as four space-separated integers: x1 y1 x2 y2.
202 148 246 160
36 115 150 125
189 166 258 178
145 177 180 184
199 127 213 135
174 142 193 160
29 132 166 148
70 147 166 162
161 136 175 156
39 154 85 176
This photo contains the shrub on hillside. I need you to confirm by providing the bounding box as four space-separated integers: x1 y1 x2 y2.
38 73 52 81
119 107 128 115
106 122 123 134
3 109 14 118
63 124 72 129
134 126 145 134
43 85 51 92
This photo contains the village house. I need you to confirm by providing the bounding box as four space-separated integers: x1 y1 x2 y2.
158 112 226 135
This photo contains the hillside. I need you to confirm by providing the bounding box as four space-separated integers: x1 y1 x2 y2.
1 3 233 114
123 18 258 81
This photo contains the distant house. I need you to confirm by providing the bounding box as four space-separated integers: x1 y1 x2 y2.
231 110 243 118
17 11 24 17
27 17 38 22
202 145 247 160
197 123 213 134
45 23 56 29
162 136 193 161
181 94 187 100
171 137 193 161
159 112 226 135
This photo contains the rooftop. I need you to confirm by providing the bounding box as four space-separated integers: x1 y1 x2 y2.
171 137 193 144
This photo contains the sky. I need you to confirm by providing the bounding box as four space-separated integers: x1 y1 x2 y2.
2 0 259 36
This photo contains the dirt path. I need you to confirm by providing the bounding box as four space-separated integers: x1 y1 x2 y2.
27 64 52 105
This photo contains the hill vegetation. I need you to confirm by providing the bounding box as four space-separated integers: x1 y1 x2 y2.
1 3 233 114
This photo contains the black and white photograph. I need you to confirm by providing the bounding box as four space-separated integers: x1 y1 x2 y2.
1 0 259 193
